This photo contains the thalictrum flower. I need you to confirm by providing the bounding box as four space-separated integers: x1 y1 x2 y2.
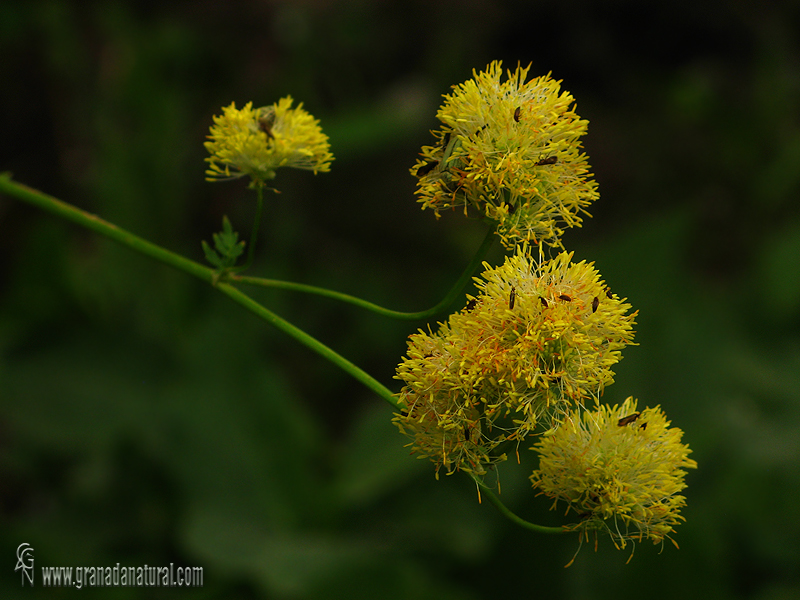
412 61 599 249
530 397 697 553
205 97 333 187
394 247 636 477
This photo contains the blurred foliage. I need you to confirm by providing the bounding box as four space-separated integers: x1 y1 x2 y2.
2 1 800 598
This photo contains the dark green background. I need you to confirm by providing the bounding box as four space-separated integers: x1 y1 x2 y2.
2 1 799 598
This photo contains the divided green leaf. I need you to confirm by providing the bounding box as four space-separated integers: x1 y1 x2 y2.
202 216 245 269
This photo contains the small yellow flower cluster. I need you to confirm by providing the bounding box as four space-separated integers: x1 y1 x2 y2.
412 61 598 248
205 97 333 187
530 398 697 548
394 247 636 476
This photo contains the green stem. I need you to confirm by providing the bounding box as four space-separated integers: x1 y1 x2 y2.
232 225 496 320
0 174 399 409
215 282 399 407
1 175 214 283
234 184 264 272
471 475 569 535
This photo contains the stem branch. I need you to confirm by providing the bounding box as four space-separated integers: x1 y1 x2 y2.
233 225 496 320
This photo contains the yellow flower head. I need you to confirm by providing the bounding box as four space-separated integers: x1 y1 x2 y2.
204 97 333 187
530 397 698 551
412 61 599 248
393 247 636 477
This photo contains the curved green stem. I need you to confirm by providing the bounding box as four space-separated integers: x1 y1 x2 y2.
0 174 399 409
470 474 570 535
232 225 497 320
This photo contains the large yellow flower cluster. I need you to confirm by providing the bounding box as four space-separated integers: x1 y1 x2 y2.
530 398 697 549
394 248 636 476
412 61 598 248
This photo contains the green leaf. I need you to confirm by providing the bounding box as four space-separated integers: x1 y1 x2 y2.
201 239 224 268
202 216 246 269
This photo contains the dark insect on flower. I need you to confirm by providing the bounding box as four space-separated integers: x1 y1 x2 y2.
258 109 276 140
618 412 641 427
465 298 477 312
539 296 548 308
535 156 558 166
416 161 438 177
592 296 599 313
558 293 572 302
509 286 516 310
605 286 613 299
514 106 521 122
639 422 648 431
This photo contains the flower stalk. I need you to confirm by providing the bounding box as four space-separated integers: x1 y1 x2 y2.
232 224 497 320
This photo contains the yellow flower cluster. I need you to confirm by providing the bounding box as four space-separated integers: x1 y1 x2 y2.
205 97 333 187
412 61 598 248
530 398 697 548
394 247 636 476
398 62 696 557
